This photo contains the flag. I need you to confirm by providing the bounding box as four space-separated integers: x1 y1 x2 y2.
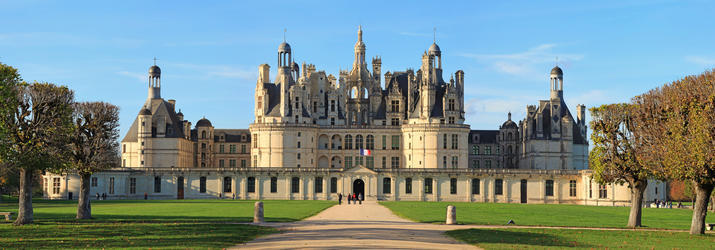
360 149 371 156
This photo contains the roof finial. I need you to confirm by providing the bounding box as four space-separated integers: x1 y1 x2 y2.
433 27 436 43
283 28 287 42
555 56 559 67
508 111 512 121
153 57 158 66
358 25 363 41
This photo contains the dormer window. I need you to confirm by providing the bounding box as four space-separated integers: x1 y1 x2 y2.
391 100 399 112
448 99 455 111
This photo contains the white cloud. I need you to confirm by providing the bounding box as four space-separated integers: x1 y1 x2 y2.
685 56 715 66
169 63 257 80
117 71 146 83
460 44 583 80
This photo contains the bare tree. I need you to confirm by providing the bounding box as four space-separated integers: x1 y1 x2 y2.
589 103 652 228
69 102 120 219
0 74 74 225
632 69 715 234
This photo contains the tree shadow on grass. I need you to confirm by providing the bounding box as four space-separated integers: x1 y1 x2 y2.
446 228 595 248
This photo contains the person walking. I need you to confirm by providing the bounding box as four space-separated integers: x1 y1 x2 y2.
338 193 343 205
352 193 357 205
358 193 363 205
347 193 352 204
96 193 100 200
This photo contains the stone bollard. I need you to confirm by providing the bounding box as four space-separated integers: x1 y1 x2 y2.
254 201 264 223
446 205 456 225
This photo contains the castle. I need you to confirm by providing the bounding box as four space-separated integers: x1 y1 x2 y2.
43 27 663 205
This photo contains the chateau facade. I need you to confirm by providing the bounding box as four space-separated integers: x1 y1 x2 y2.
43 27 665 205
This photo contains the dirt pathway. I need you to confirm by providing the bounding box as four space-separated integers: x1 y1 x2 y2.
234 200 479 249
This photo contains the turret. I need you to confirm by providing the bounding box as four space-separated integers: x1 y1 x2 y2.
148 64 161 99
550 66 563 100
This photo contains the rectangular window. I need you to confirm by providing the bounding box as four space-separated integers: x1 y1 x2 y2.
448 99 455 111
424 178 433 194
230 144 236 154
451 156 458 169
545 180 554 196
589 180 593 198
450 178 457 194
247 177 256 193
91 177 98 187
53 177 60 194
443 156 447 168
330 177 337 193
391 135 400 150
291 177 300 193
486 146 492 155
200 177 207 193
405 178 412 194
220 144 225 153
382 135 387 150
129 178 136 194
471 145 477 155
391 118 400 126
241 159 247 168
219 159 225 168
569 180 577 197
391 156 400 169
154 176 161 193
345 156 352 168
382 156 386 168
495 179 503 195
472 160 478 169
355 156 363 166
391 100 399 112
451 134 458 149
223 177 232 193
108 177 115 194
230 159 236 167
443 134 447 149
297 153 301 160
383 178 391 194
330 100 335 112
241 144 247 153
253 134 258 148
270 177 277 193
599 184 607 199
315 177 323 193
449 117 455 124
471 178 480 195
486 160 492 169
366 156 374 168
253 155 257 167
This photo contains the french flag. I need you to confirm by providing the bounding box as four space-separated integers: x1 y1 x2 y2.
360 149 371 156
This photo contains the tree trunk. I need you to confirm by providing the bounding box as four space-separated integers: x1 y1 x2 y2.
690 181 714 235
14 168 33 225
76 173 92 219
628 179 647 228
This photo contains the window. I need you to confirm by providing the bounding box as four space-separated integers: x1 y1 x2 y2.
345 135 353 149
366 135 374 149
486 146 492 155
383 178 391 194
443 134 447 149
391 118 400 126
382 156 386 168
471 178 480 195
545 180 554 196
52 178 60 194
569 180 577 197
355 135 363 149
424 178 433 194
220 144 225 153
391 157 400 169
345 156 352 168
391 100 399 112
123 144 126 153
241 159 247 168
471 145 477 155
154 176 161 193
495 179 503 195
448 99 455 111
330 100 335 112
451 156 458 169
486 160 492 169
330 117 335 125
253 155 258 167
355 156 363 166
496 146 500 154
405 178 412 194
253 134 258 148
472 160 479 169
291 177 300 193
450 178 457 194
108 177 115 194
123 159 126 167
297 153 301 160
202 131 206 139
223 177 232 193
589 180 593 198
129 178 136 194
200 177 207 193
382 135 387 150
599 185 607 199
297 141 301 148
451 134 458 149
230 145 236 153
270 177 277 193
219 160 225 168
229 159 236 167
247 177 255 193
315 177 323 193
449 117 455 124
241 144 246 153
366 156 374 168
391 135 400 150
91 177 98 187
330 177 337 193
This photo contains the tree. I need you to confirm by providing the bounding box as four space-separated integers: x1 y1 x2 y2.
0 64 74 225
589 103 651 228
69 102 120 219
632 69 715 234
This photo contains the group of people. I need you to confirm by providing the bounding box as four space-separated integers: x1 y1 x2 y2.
337 193 363 205
95 193 107 200
652 199 677 209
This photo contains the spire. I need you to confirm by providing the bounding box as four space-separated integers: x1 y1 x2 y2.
433 27 436 43
283 28 287 42
358 25 363 42
508 112 512 121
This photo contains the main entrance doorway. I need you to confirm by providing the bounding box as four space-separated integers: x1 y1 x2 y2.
177 176 184 200
353 179 365 199
520 179 527 203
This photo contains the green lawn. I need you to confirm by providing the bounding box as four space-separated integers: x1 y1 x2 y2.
0 197 335 248
447 228 715 249
380 201 715 230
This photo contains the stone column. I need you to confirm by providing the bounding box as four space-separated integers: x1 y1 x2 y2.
240 176 247 200
432 178 439 201
540 179 546 204
446 205 456 225
257 177 263 200
505 179 511 203
465 178 471 202
391 177 397 201
253 201 264 223
417 178 424 201
218 176 224 199
308 176 315 200
322 176 328 200
285 176 291 200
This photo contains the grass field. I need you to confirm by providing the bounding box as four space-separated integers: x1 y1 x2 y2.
447 228 715 249
380 201 715 230
0 197 335 248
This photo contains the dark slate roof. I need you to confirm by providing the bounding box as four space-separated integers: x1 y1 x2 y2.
469 130 499 144
196 118 212 127
122 98 186 142
214 129 251 143
265 83 282 116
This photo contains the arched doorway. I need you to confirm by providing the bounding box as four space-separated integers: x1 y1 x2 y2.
353 179 365 200
520 179 527 203
177 176 184 200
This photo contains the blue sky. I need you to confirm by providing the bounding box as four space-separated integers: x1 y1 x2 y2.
1 0 714 140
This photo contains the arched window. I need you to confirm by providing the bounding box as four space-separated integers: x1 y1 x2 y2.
355 135 363 149
366 135 374 150
344 135 353 150
363 88 368 99
201 131 206 139
350 86 358 99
